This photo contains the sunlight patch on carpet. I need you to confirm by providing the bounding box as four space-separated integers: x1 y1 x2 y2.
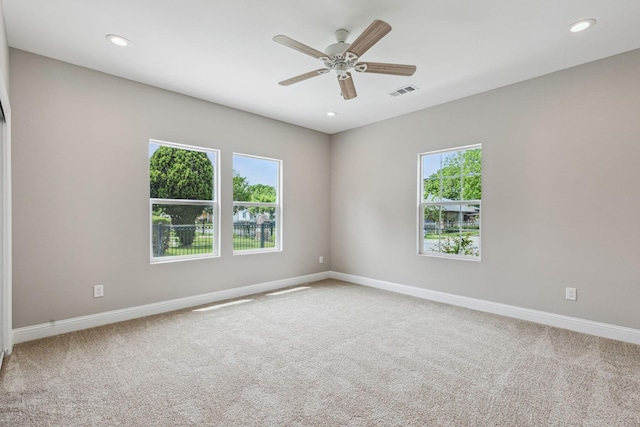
192 299 254 312
267 286 310 296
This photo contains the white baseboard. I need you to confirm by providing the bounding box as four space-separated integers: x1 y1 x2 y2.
14 270 640 346
13 271 331 345
330 271 640 345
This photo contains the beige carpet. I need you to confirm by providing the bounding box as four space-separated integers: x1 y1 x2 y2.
1 279 639 426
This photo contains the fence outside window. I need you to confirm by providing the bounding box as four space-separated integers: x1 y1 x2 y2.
232 221 276 251
152 221 275 257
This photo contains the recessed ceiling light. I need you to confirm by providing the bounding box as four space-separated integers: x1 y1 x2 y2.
326 112 337 117
106 34 131 47
569 19 596 33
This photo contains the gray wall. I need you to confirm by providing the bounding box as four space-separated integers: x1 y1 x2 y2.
10 49 331 328
331 49 640 330
10 45 640 332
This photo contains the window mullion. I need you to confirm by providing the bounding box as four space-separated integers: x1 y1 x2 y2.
423 200 480 207
232 202 278 208
151 198 213 205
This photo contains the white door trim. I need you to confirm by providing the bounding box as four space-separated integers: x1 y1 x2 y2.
0 63 12 356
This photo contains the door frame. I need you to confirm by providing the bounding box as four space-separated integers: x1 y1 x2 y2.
0 64 12 357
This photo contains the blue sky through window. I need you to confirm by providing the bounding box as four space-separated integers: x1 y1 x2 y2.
422 151 459 179
233 154 278 188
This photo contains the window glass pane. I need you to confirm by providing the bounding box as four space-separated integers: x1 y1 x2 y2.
462 175 482 200
233 206 277 251
152 203 214 258
441 152 461 178
442 204 462 232
233 155 278 202
423 153 442 178
423 205 442 232
462 148 482 177
423 178 441 201
150 143 215 201
436 233 480 256
423 206 444 253
461 204 480 236
423 154 442 201
459 203 481 256
441 177 462 200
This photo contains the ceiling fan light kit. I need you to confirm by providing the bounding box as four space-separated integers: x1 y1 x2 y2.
273 19 417 100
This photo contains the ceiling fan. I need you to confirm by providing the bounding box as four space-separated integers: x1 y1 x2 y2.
273 19 416 100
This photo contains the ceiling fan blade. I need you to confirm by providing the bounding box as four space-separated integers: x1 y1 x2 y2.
273 35 327 59
346 20 392 58
354 62 416 76
278 69 329 86
338 73 357 100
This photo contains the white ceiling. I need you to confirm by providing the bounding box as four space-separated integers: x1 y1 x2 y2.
4 1 640 134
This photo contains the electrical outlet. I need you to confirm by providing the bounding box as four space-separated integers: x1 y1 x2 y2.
94 284 104 298
319 256 324 264
565 287 577 301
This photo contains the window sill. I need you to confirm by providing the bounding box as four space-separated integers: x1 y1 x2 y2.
233 248 282 256
418 252 481 262
150 253 219 264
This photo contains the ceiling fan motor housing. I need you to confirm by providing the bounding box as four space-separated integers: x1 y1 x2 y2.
324 42 350 58
324 28 351 58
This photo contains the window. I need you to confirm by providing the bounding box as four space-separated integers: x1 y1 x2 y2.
419 145 482 260
233 154 281 253
149 140 219 262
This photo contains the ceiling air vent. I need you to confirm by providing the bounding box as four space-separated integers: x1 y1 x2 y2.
389 84 418 97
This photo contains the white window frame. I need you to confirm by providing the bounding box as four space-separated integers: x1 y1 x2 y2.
232 153 282 255
149 139 220 263
417 144 482 261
